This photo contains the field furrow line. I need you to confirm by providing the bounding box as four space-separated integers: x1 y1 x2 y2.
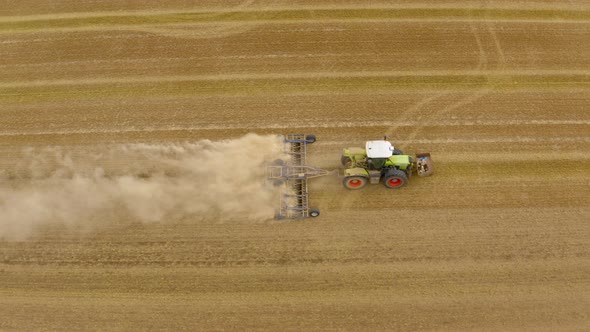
1 7 590 34
0 72 588 103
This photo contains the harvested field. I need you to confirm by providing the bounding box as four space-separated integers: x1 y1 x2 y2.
1 1 589 331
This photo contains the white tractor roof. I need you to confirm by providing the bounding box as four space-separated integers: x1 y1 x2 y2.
366 140 394 158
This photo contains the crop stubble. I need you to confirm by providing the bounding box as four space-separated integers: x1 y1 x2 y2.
0 1 589 331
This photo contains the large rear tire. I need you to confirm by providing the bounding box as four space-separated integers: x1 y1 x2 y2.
343 176 368 190
383 169 407 188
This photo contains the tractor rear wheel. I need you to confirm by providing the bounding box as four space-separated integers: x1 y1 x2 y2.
383 169 407 188
343 176 368 190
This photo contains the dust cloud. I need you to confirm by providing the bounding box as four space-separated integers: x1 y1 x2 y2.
0 134 286 240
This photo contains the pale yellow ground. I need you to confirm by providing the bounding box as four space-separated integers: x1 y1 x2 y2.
1 1 589 331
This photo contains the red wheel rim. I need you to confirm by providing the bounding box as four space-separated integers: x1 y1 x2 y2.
388 178 403 187
348 179 363 188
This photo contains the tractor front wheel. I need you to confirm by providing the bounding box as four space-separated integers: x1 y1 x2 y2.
383 169 407 189
343 176 368 190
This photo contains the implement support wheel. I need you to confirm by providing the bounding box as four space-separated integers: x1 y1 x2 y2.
309 208 320 217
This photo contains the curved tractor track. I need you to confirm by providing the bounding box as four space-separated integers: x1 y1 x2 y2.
1 1 589 331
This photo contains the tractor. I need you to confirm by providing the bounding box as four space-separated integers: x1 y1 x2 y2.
340 138 433 190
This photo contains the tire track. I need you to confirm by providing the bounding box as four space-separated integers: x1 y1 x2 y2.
384 18 490 141
393 6 512 144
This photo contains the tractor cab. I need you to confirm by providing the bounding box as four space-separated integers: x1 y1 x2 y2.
365 140 395 158
365 140 396 170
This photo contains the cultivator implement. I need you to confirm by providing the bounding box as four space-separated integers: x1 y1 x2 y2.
267 134 328 219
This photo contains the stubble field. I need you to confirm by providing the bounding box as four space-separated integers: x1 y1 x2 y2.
1 1 589 331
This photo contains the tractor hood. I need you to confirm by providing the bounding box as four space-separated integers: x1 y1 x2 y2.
389 155 410 168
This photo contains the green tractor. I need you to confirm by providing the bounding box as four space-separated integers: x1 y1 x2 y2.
341 138 433 190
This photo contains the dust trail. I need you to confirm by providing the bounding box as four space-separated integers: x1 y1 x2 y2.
0 133 285 240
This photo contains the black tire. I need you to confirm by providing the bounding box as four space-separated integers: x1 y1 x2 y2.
343 176 368 190
309 208 320 217
305 134 316 143
383 169 407 189
341 156 352 167
392 148 404 155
